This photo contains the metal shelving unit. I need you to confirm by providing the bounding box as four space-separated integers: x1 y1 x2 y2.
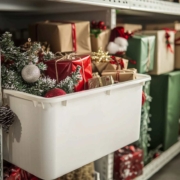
0 0 180 180
135 140 180 180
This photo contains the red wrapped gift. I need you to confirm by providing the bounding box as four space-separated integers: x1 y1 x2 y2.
4 167 21 180
20 169 39 180
114 146 143 180
44 54 92 92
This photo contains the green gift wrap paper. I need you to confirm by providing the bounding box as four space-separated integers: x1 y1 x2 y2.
126 35 155 73
150 71 180 151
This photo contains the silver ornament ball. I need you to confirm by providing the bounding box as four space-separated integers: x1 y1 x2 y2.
21 62 40 83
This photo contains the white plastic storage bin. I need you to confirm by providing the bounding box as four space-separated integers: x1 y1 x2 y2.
3 74 150 180
95 153 114 180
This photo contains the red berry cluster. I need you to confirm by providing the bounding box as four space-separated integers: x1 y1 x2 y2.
91 21 107 30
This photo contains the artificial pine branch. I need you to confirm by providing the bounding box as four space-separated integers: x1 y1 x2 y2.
1 32 82 96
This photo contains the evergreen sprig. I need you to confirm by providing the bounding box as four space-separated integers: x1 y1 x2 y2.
1 32 82 96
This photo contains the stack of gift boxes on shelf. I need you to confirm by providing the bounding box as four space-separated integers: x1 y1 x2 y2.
1 20 180 180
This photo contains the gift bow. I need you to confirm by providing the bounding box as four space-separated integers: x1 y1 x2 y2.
163 28 176 53
91 48 111 62
111 56 125 69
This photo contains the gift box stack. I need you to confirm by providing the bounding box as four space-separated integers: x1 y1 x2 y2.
143 22 180 152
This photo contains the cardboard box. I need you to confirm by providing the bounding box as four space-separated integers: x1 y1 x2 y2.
29 21 91 54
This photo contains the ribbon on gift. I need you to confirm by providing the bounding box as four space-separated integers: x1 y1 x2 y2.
145 39 151 72
111 56 125 69
54 53 86 89
90 21 107 38
163 28 176 53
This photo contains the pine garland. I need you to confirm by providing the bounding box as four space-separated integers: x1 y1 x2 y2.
1 32 82 96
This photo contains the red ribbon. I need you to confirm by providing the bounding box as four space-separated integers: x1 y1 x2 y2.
110 56 125 69
71 23 77 52
163 28 176 53
129 60 137 65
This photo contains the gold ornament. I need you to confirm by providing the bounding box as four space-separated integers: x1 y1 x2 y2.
91 48 111 62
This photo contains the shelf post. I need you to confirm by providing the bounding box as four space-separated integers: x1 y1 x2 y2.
0 44 3 179
106 9 116 29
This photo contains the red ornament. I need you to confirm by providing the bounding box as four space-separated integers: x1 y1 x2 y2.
101 25 107 30
142 91 146 106
98 21 105 27
44 88 66 98
91 21 97 28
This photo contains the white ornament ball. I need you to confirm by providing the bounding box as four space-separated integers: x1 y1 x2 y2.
21 62 40 83
114 37 128 48
107 42 120 54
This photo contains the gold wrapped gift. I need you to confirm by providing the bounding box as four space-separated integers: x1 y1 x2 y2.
102 68 137 82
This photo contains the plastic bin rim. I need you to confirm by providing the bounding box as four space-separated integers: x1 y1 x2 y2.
3 74 151 104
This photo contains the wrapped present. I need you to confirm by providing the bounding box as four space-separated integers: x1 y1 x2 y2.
4 167 21 180
44 54 92 92
88 75 114 89
116 23 142 32
102 68 137 83
145 23 180 69
3 165 39 180
150 71 180 150
59 163 94 180
90 21 111 52
114 146 143 180
126 35 156 73
137 30 175 75
91 49 128 75
29 21 91 54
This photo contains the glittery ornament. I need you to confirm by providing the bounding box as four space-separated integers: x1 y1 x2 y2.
44 88 66 98
21 62 40 83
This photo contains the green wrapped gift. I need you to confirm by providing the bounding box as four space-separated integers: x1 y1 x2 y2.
150 71 180 151
126 35 155 74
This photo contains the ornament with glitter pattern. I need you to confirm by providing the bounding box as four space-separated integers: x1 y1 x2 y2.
21 62 40 83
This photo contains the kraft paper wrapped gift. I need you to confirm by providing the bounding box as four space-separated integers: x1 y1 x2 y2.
29 21 91 54
91 29 111 52
150 71 180 151
137 30 175 75
91 49 128 75
116 23 142 32
102 68 137 82
126 35 155 73
145 22 180 69
88 75 114 89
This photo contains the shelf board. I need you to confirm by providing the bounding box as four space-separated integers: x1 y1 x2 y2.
1 0 180 16
135 140 180 180
49 0 180 15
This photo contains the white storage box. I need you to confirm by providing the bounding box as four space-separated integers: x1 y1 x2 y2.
3 74 150 180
